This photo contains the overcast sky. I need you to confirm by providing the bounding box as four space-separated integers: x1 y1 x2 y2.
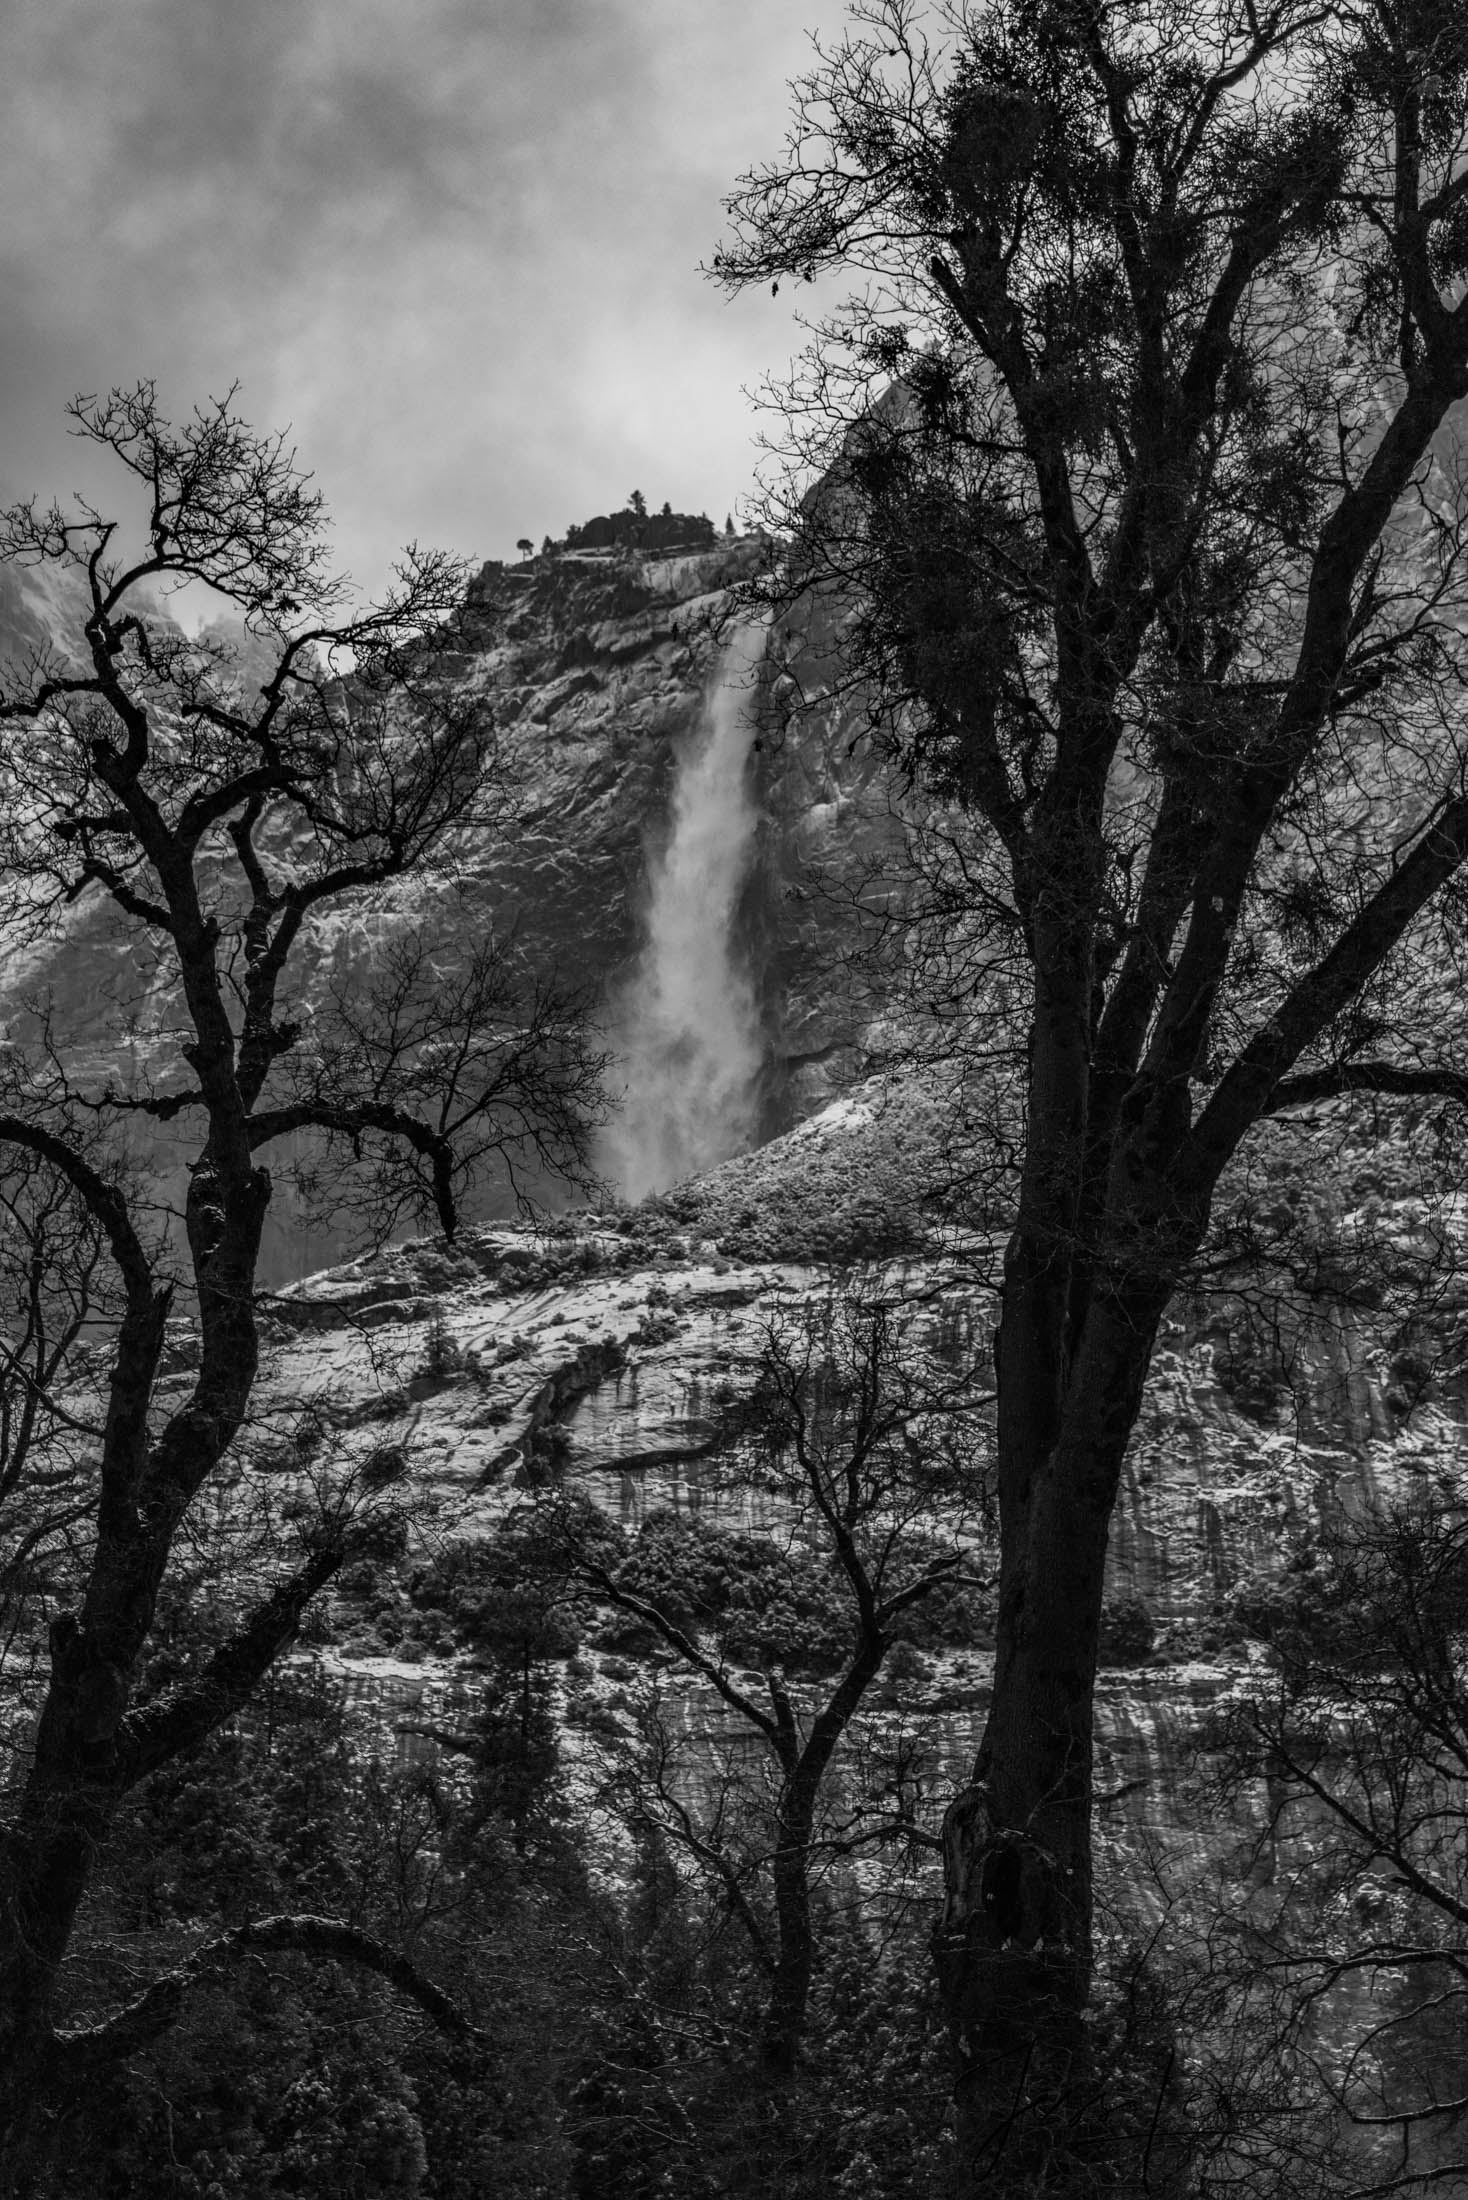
2 0 851 599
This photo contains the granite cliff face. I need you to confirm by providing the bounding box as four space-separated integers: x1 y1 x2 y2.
7 536 1460 1738
6 533 1465 2179
202 1071 1459 2200
259 1073 1466 1809
0 541 903 1274
456 542 902 1135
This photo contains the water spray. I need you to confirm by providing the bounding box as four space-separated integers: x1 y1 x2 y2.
602 621 767 1199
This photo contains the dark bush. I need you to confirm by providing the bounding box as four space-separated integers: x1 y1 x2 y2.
1097 1596 1156 1667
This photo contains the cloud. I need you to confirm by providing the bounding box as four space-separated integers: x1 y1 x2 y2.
0 0 852 587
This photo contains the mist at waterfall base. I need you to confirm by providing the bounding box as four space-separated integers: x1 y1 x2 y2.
601 625 767 1202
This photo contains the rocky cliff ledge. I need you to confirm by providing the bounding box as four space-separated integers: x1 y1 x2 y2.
247 1077 1464 1924
0 543 906 1275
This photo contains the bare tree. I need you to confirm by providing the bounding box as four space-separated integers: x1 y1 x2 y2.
545 1283 992 2080
0 383 605 2179
714 1 1468 2174
1216 1505 1468 2197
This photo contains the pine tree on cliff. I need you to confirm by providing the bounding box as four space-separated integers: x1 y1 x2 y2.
716 0 1468 2183
0 384 606 2185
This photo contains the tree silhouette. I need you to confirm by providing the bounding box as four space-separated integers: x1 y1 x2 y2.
545 1285 991 2081
0 383 605 2183
716 0 1468 2179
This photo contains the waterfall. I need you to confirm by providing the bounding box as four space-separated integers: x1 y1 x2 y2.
602 621 767 1200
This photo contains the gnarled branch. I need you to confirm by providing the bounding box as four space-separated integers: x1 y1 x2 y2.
54 1912 483 2072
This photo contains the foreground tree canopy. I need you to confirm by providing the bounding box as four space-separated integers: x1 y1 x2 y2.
715 0 1468 2181
0 385 605 2183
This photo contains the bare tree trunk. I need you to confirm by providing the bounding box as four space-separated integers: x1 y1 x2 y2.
936 1262 1168 2188
762 1771 820 2079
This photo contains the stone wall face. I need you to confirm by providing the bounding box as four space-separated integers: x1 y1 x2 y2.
0 543 907 1276
8 543 1466 2178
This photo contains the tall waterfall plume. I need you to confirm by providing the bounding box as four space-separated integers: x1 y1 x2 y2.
603 621 768 1200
